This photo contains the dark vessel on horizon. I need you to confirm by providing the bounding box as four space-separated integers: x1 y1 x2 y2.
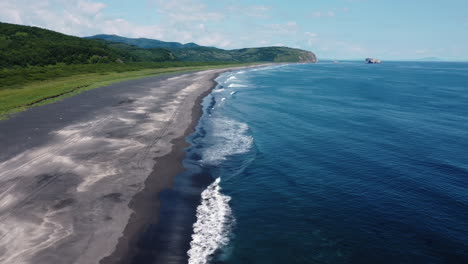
366 58 382 64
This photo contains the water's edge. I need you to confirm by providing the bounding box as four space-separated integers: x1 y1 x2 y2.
100 64 274 264
99 73 220 264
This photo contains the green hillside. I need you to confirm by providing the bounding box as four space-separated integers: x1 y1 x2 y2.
171 46 317 63
0 22 317 117
0 22 317 69
0 22 175 68
87 35 317 63
86 34 200 49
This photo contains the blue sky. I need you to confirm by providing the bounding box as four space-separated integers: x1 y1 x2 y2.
1 0 467 60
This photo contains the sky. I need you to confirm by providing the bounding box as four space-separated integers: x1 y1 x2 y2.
1 0 467 60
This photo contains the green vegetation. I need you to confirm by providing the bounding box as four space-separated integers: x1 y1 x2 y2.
0 62 255 118
1 21 316 69
86 34 200 49
87 34 318 63
0 61 237 88
171 46 317 62
0 22 317 118
0 22 175 68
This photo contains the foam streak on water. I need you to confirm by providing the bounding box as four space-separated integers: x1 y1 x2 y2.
187 178 234 264
201 62 468 263
228 84 247 88
201 118 253 165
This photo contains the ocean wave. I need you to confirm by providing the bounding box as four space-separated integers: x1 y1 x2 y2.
201 118 253 165
228 84 247 88
187 178 234 264
213 88 226 93
227 76 237 82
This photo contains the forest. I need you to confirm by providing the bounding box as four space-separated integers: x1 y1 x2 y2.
0 22 176 68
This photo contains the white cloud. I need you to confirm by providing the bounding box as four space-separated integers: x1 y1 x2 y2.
265 21 299 34
249 6 272 18
155 0 224 23
311 11 336 18
0 1 24 24
78 0 106 14
0 0 233 47
226 5 271 18
149 0 230 46
0 0 111 36
0 0 312 50
305 32 319 46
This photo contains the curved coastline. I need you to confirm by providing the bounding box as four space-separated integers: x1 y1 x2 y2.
99 71 221 264
0 63 273 264
101 64 273 263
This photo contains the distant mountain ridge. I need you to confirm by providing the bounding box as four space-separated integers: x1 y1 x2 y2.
85 35 317 63
85 34 201 49
0 21 317 69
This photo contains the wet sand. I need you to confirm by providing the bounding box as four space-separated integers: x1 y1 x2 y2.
0 66 264 264
99 75 217 264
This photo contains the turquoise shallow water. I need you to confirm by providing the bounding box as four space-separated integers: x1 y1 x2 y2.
185 62 468 264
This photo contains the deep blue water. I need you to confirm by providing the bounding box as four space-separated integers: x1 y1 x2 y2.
180 62 468 264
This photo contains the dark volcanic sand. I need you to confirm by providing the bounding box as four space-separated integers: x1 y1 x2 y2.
100 77 217 264
0 67 264 264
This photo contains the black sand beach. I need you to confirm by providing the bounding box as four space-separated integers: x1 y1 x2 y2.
0 66 263 264
100 75 218 264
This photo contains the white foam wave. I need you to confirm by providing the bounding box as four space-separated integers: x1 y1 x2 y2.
230 91 236 95
201 119 253 165
227 76 237 82
187 178 233 264
228 84 247 88
213 88 226 93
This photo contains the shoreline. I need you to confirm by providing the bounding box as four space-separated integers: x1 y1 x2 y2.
100 73 220 264
0 64 274 264
101 64 277 263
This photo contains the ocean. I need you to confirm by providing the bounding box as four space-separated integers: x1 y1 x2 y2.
141 62 468 264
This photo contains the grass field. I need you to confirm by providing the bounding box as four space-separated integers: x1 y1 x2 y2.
0 62 255 118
